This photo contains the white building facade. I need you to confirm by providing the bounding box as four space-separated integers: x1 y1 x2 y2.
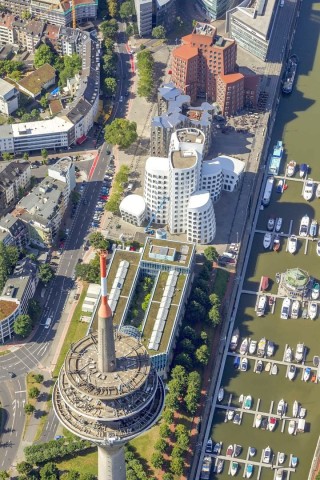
187 190 216 244
119 195 146 227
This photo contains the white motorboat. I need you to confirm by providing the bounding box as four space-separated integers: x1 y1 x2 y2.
286 160 296 177
265 362 271 372
241 357 248 372
277 399 285 416
288 235 298 254
267 341 275 357
317 240 320 256
291 300 300 319
256 296 267 316
303 179 314 201
273 234 281 252
310 219 318 237
293 400 299 418
257 337 266 357
218 387 224 402
276 470 284 480
249 447 256 458
317 183 320 198
240 337 249 355
299 214 310 236
239 394 244 403
267 217 275 231
295 343 304 362
226 444 234 457
230 328 240 351
284 345 293 362
216 459 224 474
205 438 213 453
271 363 278 375
230 461 238 477
308 301 318 320
244 395 252 410
263 232 272 249
280 297 291 319
256 360 263 373
263 446 272 464
311 283 320 300
303 367 311 382
288 364 296 380
249 339 257 354
213 441 222 454
278 453 285 465
288 419 296 435
275 217 282 232
246 464 254 479
255 414 262 428
299 407 306 418
227 409 234 421
268 417 277 431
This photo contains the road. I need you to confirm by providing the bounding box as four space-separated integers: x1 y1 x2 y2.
0 24 132 471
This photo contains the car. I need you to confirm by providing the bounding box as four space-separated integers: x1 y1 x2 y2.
119 96 123 102
30 164 38 169
55 435 64 440
9 372 16 378
91 222 98 227
106 150 111 155
100 196 108 201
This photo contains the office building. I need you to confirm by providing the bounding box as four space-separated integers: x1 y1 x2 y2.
0 214 29 250
216 72 244 117
199 0 240 20
201 155 245 200
0 161 31 211
134 0 176 37
134 0 153 36
0 79 19 116
187 190 216 244
119 195 146 227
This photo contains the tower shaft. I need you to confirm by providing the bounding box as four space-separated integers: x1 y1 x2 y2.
98 252 116 373
98 446 126 480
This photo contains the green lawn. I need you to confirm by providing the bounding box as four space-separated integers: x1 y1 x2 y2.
57 448 98 476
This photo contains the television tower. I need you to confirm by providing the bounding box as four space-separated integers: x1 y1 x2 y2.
53 252 165 480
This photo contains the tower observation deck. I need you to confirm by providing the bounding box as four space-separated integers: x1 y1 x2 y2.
53 252 165 480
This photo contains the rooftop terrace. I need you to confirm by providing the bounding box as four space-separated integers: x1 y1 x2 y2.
142 238 194 268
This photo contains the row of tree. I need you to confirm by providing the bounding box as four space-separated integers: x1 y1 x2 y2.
0 241 19 292
24 438 91 465
104 163 135 213
9 460 97 480
136 50 154 99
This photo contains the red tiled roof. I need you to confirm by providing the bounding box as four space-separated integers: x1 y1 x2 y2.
173 44 198 61
219 73 244 84
182 33 213 46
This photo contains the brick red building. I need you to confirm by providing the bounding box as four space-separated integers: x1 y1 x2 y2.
217 73 244 117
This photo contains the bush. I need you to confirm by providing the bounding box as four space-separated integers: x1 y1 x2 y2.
29 387 40 399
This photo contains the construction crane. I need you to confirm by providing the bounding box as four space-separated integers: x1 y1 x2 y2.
144 197 169 233
71 0 77 29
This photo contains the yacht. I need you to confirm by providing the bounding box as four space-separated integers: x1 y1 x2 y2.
308 301 318 320
284 345 293 362
256 296 267 316
276 470 284 480
257 337 266 357
311 283 320 300
277 399 286 416
267 217 275 231
303 179 314 201
263 232 272 249
278 453 285 465
310 219 318 237
288 364 296 380
267 341 275 357
299 214 310 236
275 217 283 232
288 235 298 254
240 337 249 355
230 328 240 351
249 339 257 355
263 446 272 464
288 419 296 435
291 300 300 319
286 160 296 177
280 297 291 319
295 343 304 362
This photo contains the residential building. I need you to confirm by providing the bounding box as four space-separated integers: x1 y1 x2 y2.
17 63 56 98
0 214 29 250
30 0 98 27
0 78 19 115
216 72 244 116
48 156 76 199
144 157 170 225
155 0 176 33
13 18 44 53
0 161 31 211
134 0 153 36
119 195 146 227
226 0 278 61
0 257 38 343
187 190 216 244
0 124 14 153
0 0 30 19
0 13 16 44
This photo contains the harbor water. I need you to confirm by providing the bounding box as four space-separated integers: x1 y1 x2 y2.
209 1 320 479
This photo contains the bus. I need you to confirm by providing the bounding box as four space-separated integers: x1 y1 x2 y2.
44 318 52 329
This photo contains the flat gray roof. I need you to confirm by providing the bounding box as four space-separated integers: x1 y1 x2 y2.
230 0 277 38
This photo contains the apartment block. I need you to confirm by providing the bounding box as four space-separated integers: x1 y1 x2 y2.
0 161 31 211
0 78 19 116
0 214 29 250
17 63 56 99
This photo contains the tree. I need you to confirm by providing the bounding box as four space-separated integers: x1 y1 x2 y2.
178 338 195 354
115 165 130 184
60 471 79 480
40 95 49 109
176 433 189 450
162 408 174 424
185 371 201 414
40 462 59 480
159 422 170 438
165 392 179 410
24 403 35 415
107 0 118 17
192 287 209 308
119 0 134 19
104 37 115 52
208 305 221 327
163 474 174 480
174 352 193 371
204 246 218 263
58 54 82 87
183 325 197 341
23 152 29 161
34 44 56 68
154 438 167 453
39 264 54 285
29 386 40 399
6 245 19 270
41 149 48 163
151 452 164 469
100 19 119 39
105 192 121 213
136 50 154 98
79 475 96 480
2 152 13 161
186 300 206 323
0 472 9 480
152 26 166 39
33 373 44 383
104 119 137 149
89 232 109 251
195 344 210 365
14 314 33 337
209 293 220 307
171 445 184 458
200 330 208 343
104 77 117 96
175 423 188 437
141 293 151 311
170 456 184 476
170 365 187 394
126 24 133 37
16 462 33 475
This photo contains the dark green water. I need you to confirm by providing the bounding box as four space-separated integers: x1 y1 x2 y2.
209 2 320 479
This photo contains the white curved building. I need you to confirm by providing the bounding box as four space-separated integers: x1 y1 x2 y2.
201 155 245 201
120 195 146 227
187 190 216 244
144 157 170 225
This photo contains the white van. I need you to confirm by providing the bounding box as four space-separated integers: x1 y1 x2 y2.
44 317 52 329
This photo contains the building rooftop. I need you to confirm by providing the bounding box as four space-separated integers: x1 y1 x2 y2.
158 82 183 102
171 149 197 169
173 44 198 61
0 78 16 98
219 72 244 84
230 0 278 37
12 116 73 138
202 155 245 176
0 161 30 190
176 128 205 144
142 238 194 268
49 98 63 115
17 63 56 96
188 190 211 209
0 213 26 236
1 257 37 303
48 156 72 176
120 195 146 217
0 298 19 322
146 156 170 175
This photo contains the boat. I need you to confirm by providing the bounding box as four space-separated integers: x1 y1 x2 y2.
267 341 275 357
299 163 308 178
303 367 311 382
302 306 308 319
230 328 240 351
234 444 242 457
276 272 281 283
293 400 299 417
268 141 283 175
271 363 278 375
263 446 272 464
218 387 224 402
226 444 234 457
244 395 252 410
249 339 257 355
317 183 320 198
256 360 263 373
317 240 320 256
303 179 314 201
295 343 304 362
278 453 285 465
227 410 234 421
280 297 291 319
291 456 298 468
201 456 212 480
288 420 296 435
261 276 269 291
268 417 277 431
234 356 240 369
239 394 244 403
288 235 298 254
288 364 296 380
261 417 268 430
308 301 318 320
284 346 293 362
312 373 317 382
249 447 256 458
205 438 213 453
275 217 283 232
310 220 318 237
276 179 285 194
265 362 271 372
286 160 296 177
233 413 241 424
269 296 274 307
255 414 262 428
299 214 310 236
299 407 306 418
239 338 249 355
241 357 248 372
245 463 253 479
282 54 298 94
216 459 224 474
257 337 266 357
273 234 281 252
277 399 286 416
276 470 284 480
311 283 320 300
256 296 267 316
230 461 238 477
267 217 275 231
263 232 272 249
213 441 222 454
313 356 320 367
291 300 300 319
262 176 274 206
